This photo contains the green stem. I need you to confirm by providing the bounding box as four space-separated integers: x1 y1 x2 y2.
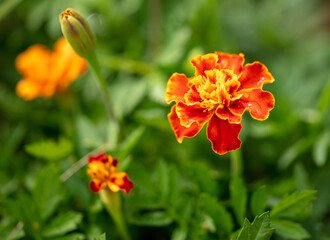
230 148 243 176
100 189 131 240
87 55 119 127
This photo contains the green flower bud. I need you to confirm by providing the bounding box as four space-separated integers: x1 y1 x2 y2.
60 8 96 59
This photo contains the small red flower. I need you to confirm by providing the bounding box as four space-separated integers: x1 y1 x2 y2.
165 52 275 155
86 153 134 193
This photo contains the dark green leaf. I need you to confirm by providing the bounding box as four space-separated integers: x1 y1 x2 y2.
25 138 73 162
42 212 83 238
270 190 317 219
199 194 233 235
236 212 275 240
271 219 310 239
230 175 247 226
251 185 268 216
129 211 173 226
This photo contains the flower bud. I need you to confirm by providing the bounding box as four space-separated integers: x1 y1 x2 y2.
60 8 96 59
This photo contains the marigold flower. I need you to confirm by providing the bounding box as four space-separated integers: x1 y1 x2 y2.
86 153 134 193
15 37 88 100
165 52 275 155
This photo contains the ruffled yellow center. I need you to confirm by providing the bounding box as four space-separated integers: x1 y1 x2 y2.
185 69 242 111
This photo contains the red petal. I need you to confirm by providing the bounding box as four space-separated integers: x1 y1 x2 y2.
215 52 245 75
89 153 108 163
89 179 104 193
109 172 134 194
230 89 275 120
238 62 274 91
215 107 242 124
168 105 205 143
207 115 242 155
176 102 213 127
191 54 221 76
165 73 190 104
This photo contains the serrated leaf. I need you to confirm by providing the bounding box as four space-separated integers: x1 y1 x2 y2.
270 190 317 219
128 211 173 226
25 138 72 162
236 212 275 240
251 185 268 216
42 212 83 238
271 219 310 239
230 175 247 226
199 194 233 235
93 233 106 240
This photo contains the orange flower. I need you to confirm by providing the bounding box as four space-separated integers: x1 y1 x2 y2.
15 37 88 100
86 153 134 193
165 53 275 155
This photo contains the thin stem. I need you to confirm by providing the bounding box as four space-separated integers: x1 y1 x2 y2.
100 189 131 240
230 148 243 176
87 56 119 127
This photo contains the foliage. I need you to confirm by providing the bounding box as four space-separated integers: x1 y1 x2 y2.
0 0 329 239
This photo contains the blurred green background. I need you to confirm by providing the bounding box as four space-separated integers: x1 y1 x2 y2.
0 0 329 239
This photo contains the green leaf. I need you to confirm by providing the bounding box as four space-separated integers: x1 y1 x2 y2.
251 185 268 216
33 165 63 221
199 194 233 235
25 138 73 162
230 175 247 226
117 126 145 161
171 227 187 240
270 190 317 219
110 77 146 120
50 233 85 240
313 129 330 167
236 212 275 240
42 212 83 238
157 159 170 202
93 233 106 240
128 211 173 226
271 219 310 239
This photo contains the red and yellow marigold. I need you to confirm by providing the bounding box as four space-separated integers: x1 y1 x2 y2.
165 52 275 155
87 153 134 193
15 37 87 100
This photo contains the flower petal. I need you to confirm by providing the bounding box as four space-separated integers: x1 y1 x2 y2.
89 179 105 193
16 79 42 101
207 115 242 155
230 89 275 120
16 45 51 78
215 52 245 75
215 107 242 124
238 62 274 91
89 152 109 163
191 53 221 76
168 105 205 143
109 172 134 194
52 37 88 91
165 73 190 104
176 102 214 127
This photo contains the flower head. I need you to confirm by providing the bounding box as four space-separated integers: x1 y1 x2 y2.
86 153 134 193
60 8 96 59
16 37 88 100
165 52 275 155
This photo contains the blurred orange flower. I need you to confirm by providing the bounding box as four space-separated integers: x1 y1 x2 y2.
87 153 134 193
165 52 275 155
15 37 88 100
